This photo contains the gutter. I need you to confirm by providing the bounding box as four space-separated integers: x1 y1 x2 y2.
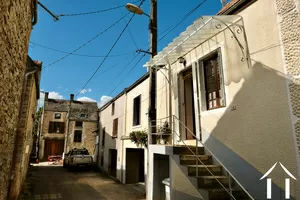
8 67 40 199
32 0 38 26
217 0 247 15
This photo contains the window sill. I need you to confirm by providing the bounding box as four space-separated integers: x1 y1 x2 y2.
112 136 118 139
132 125 142 129
201 106 227 116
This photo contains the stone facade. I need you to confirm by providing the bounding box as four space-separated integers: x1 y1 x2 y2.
276 0 300 158
9 57 41 199
39 94 98 160
0 0 35 199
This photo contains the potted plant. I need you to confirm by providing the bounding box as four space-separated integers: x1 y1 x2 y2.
157 121 172 145
129 130 148 148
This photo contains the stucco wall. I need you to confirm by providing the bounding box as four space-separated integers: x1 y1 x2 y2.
99 95 125 181
0 0 33 199
154 0 299 197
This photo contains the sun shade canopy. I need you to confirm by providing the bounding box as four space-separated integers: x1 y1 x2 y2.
144 15 244 67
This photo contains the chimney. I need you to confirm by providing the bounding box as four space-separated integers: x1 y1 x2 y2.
221 0 227 7
45 92 49 101
70 94 74 102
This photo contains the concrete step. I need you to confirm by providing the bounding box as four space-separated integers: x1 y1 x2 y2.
197 176 231 189
207 188 251 200
180 155 212 165
187 165 223 176
173 146 204 155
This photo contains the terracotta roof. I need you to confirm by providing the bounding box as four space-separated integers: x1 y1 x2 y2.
217 0 241 15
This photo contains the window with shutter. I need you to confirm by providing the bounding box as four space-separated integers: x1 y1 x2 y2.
133 95 141 126
48 121 65 133
111 102 115 116
112 118 118 138
203 49 226 110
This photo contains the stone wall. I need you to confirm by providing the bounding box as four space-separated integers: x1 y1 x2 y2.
10 75 37 199
0 0 33 199
276 0 300 159
67 121 97 155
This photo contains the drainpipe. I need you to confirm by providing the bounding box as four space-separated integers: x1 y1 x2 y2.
121 91 128 183
32 0 38 26
8 67 40 200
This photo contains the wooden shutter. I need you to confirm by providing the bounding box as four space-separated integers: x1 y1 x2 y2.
113 118 118 137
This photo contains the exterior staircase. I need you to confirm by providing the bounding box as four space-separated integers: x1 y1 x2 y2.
173 146 252 200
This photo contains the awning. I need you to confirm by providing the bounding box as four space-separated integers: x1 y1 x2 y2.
144 15 247 67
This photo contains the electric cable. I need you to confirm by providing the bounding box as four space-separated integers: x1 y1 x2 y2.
43 13 129 69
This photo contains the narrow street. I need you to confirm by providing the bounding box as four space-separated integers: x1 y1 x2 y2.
29 164 145 200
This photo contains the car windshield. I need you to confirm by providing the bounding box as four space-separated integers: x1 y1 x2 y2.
71 150 89 155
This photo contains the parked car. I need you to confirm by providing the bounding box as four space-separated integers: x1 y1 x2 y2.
63 148 93 170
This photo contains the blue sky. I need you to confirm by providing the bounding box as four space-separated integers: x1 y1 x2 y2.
29 0 222 107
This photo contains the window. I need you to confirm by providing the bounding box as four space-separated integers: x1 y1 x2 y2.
54 113 61 119
80 114 88 118
133 95 141 126
74 130 82 142
112 118 118 138
111 102 115 116
48 122 65 133
102 127 106 146
71 149 89 155
203 50 226 110
75 121 83 127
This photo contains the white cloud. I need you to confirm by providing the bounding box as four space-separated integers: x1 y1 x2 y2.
48 91 63 99
79 88 92 94
99 95 113 108
77 96 97 102
38 91 63 107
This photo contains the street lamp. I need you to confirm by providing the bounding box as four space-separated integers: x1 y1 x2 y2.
125 3 150 17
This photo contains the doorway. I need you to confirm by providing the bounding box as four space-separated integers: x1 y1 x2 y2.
44 139 64 160
109 149 117 178
126 148 145 184
180 68 196 140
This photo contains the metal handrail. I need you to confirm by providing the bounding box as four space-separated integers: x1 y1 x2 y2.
172 115 254 200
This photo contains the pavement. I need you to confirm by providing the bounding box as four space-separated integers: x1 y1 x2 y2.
29 163 146 200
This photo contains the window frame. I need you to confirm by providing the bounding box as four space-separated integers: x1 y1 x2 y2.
132 95 141 126
54 113 61 119
200 48 226 111
73 130 82 143
80 113 88 118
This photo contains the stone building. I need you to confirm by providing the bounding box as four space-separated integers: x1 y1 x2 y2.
9 56 42 199
0 0 38 198
39 94 98 160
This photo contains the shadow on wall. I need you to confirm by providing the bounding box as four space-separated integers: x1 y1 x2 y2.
203 61 299 200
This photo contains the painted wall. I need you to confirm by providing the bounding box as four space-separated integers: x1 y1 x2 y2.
99 95 125 181
122 78 149 183
153 0 299 198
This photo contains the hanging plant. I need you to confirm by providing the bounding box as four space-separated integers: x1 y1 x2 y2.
129 130 148 148
157 121 172 144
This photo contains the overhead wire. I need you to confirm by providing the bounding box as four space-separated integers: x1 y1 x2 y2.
58 0 141 17
76 0 146 97
43 13 129 69
30 41 135 58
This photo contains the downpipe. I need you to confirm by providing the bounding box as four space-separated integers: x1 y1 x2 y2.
7 67 39 200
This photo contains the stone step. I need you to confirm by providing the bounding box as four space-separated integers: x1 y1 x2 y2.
197 176 231 189
187 165 223 176
208 188 251 200
173 146 205 155
180 155 212 165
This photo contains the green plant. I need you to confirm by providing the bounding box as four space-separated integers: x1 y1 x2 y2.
129 130 148 148
158 121 172 144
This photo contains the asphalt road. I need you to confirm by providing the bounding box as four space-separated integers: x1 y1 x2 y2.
30 164 145 200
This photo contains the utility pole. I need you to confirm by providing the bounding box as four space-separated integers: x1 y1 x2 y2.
148 0 157 145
